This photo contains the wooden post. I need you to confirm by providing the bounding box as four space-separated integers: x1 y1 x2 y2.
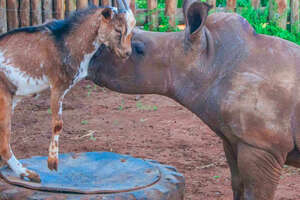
251 0 260 9
207 0 216 9
130 0 136 15
269 0 287 29
65 0 76 17
19 0 30 27
0 0 7 33
101 0 110 6
147 0 158 30
6 0 19 30
77 0 89 9
226 0 236 12
90 0 99 6
290 0 299 33
53 0 64 19
31 0 42 25
165 0 177 30
42 0 53 22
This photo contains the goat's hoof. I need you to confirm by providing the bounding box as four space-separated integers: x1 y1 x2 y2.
21 170 41 183
47 156 58 171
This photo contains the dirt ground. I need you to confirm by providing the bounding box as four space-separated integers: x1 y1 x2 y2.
7 80 300 200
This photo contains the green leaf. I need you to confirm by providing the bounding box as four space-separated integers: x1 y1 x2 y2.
81 120 88 125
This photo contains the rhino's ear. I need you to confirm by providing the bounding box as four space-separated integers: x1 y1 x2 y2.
183 0 212 40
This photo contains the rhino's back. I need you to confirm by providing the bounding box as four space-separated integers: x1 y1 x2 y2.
206 13 300 154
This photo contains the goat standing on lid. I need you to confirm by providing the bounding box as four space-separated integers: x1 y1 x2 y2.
0 0 136 183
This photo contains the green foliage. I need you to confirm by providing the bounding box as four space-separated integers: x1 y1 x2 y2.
81 120 88 125
136 0 300 45
216 0 226 7
136 101 158 111
237 0 300 45
137 0 183 9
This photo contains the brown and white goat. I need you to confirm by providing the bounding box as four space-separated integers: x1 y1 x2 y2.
0 1 135 182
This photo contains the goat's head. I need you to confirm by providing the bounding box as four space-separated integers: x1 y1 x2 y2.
89 1 212 95
97 0 136 59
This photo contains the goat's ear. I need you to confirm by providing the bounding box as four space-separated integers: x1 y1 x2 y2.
101 7 113 20
183 0 212 40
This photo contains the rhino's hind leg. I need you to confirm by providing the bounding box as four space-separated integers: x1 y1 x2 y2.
286 149 300 167
223 140 244 200
237 143 283 200
0 83 40 183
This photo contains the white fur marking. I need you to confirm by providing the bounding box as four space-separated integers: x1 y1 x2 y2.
49 135 59 158
0 51 49 96
7 152 28 177
58 100 63 116
59 41 100 106
12 96 22 112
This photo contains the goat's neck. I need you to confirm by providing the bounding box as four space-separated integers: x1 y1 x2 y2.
64 15 100 78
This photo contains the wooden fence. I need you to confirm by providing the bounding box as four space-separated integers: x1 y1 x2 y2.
0 0 299 33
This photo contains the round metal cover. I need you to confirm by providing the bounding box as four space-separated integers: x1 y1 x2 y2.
0 152 161 194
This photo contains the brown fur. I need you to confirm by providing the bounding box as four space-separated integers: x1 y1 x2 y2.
0 6 135 182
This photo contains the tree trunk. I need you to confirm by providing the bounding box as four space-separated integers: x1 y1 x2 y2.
147 0 158 30
290 0 299 33
226 0 236 12
77 0 89 10
89 0 99 6
101 0 110 6
19 0 30 27
31 0 42 25
269 0 287 29
0 0 7 33
165 0 177 30
42 0 53 22
6 0 19 30
130 0 136 15
65 0 76 17
207 0 216 9
53 0 64 19
251 0 260 9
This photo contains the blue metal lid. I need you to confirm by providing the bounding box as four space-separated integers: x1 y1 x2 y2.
0 152 161 194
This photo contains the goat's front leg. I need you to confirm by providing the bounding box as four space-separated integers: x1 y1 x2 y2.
47 86 66 171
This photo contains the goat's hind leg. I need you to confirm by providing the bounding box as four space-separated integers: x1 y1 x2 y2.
0 85 40 182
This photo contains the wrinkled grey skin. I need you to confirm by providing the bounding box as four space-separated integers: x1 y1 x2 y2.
88 1 300 199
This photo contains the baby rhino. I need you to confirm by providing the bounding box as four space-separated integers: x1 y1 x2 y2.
0 0 135 182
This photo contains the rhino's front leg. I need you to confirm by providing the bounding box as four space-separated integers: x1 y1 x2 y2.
223 140 244 200
237 143 283 200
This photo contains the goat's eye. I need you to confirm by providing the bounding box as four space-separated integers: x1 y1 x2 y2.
114 29 122 41
115 29 121 34
115 34 121 41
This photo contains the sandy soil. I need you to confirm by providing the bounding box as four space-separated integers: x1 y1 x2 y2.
7 80 300 200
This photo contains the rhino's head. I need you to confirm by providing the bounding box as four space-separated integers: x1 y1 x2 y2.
88 0 212 96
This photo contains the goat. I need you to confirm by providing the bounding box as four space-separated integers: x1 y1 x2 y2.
0 0 136 182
